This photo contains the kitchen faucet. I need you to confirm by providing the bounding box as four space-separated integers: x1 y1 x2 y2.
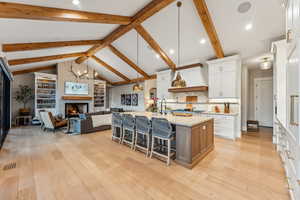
160 98 167 115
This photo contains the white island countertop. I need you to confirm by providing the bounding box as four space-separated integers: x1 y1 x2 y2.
201 112 239 116
123 112 213 127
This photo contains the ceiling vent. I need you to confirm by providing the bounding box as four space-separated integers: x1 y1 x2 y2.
238 1 252 13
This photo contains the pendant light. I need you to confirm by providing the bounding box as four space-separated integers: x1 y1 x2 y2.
260 57 272 70
171 1 187 88
133 31 144 92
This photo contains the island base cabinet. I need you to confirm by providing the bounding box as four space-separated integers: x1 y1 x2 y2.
175 119 214 169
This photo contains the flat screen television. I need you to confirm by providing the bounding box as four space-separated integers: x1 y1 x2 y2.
65 82 89 95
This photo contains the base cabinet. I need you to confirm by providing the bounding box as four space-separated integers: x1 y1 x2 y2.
201 114 238 140
275 119 300 200
176 119 214 168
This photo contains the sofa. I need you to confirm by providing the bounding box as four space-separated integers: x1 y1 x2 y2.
110 108 124 112
79 111 111 134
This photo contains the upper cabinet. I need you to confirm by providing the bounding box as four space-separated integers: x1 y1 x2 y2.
207 55 241 99
286 0 300 55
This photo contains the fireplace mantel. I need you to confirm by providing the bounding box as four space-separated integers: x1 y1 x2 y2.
62 96 93 101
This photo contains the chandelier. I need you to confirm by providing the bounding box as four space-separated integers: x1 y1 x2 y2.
70 60 98 80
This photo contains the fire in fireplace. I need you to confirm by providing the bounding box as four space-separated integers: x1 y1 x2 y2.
65 103 89 118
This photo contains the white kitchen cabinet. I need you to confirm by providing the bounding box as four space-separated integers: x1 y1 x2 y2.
201 113 238 140
207 55 241 99
156 70 173 100
275 119 300 200
286 0 300 56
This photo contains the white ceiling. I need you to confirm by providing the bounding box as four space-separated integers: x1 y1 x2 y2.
0 0 285 82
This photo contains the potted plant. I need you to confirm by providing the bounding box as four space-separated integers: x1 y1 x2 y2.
14 85 34 116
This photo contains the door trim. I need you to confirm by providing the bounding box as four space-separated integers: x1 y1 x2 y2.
254 77 273 126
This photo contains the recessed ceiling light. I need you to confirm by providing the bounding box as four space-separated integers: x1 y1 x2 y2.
245 23 253 31
73 0 80 5
238 1 252 13
155 54 160 59
199 38 206 44
169 49 175 55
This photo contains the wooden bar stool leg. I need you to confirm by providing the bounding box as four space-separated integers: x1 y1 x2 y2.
131 130 135 149
146 134 150 157
150 136 155 159
167 139 171 166
121 128 126 144
134 131 138 151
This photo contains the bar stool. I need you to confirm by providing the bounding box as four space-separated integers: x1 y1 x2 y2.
134 115 152 157
111 112 123 143
121 114 136 149
150 118 176 166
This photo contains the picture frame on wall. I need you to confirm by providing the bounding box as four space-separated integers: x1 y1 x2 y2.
121 94 126 105
125 94 131 106
132 93 138 106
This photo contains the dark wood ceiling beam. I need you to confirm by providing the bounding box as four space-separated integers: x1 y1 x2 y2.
108 44 150 79
193 0 224 58
3 39 102 52
91 55 130 82
135 25 176 71
12 65 56 75
0 2 131 24
112 74 157 86
8 52 86 66
75 0 175 64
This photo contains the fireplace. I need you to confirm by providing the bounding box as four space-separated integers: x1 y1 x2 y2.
65 103 89 118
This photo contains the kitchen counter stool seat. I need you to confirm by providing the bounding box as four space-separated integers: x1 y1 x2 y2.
150 117 176 166
134 116 152 157
112 112 123 143
121 114 136 149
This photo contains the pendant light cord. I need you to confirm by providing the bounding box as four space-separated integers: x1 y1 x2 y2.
177 1 181 67
136 31 139 80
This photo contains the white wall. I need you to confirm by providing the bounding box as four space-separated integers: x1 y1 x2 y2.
109 79 157 111
247 68 273 120
110 83 146 111
241 66 248 131
0 45 4 57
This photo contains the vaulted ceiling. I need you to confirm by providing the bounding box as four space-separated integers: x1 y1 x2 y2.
0 0 285 83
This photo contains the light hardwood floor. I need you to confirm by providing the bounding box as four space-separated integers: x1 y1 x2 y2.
0 126 290 200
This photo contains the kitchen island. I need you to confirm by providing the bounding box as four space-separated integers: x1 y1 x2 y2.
126 112 214 168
